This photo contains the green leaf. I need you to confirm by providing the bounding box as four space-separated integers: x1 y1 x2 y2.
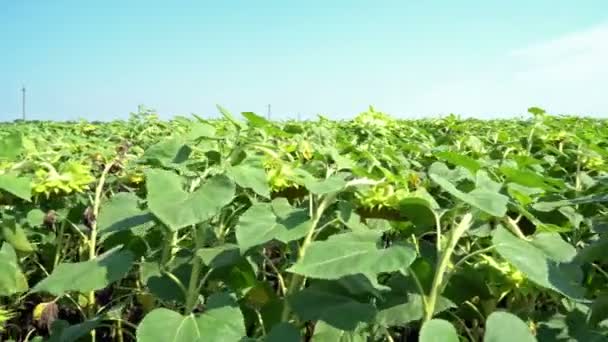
288 285 377 330
589 295 608 326
228 158 270 198
492 226 584 299
136 293 245 342
0 243 28 296
197 244 242 269
1 219 35 252
217 105 245 130
0 132 23 160
305 175 347 195
533 193 608 212
33 247 134 296
143 138 192 166
287 232 416 285
500 166 564 191
419 319 459 342
187 122 216 140
98 192 155 239
242 111 272 127
484 311 536 342
337 201 369 231
26 209 46 227
435 151 482 174
376 293 454 327
507 183 544 206
311 321 368 342
47 318 102 342
430 173 508 217
146 170 235 231
398 195 438 228
428 162 473 182
266 323 300 342
475 170 502 192
0 173 31 201
236 201 310 253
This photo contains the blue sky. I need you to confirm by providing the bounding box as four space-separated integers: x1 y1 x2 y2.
1 1 607 121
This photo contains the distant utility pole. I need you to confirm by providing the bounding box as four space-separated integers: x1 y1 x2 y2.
267 104 271 120
297 112 301 121
21 85 26 120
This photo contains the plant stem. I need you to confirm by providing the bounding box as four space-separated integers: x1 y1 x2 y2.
87 159 116 342
423 213 472 323
504 217 529 240
575 144 582 192
434 213 442 252
185 224 204 314
280 194 333 322
160 229 178 267
116 319 124 342
53 220 66 270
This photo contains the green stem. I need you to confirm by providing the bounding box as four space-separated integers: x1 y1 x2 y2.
527 124 536 155
87 159 115 342
434 213 442 252
281 194 333 322
116 319 124 342
409 268 428 308
185 225 204 314
161 229 178 268
53 221 66 270
575 144 582 192
423 213 472 323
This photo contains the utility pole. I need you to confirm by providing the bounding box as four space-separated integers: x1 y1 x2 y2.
267 104 271 120
21 85 26 121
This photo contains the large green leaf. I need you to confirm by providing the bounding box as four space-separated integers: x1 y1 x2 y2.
492 226 584 299
143 138 192 166
376 273 454 327
33 247 134 296
217 105 245 130
376 293 454 327
0 173 31 201
136 293 245 342
500 166 564 191
287 231 416 285
288 285 377 330
419 319 459 342
311 321 368 342
97 192 155 238
0 132 23 160
0 243 28 295
228 158 270 198
236 200 310 253
398 195 438 228
304 175 347 195
197 244 242 269
428 161 473 183
187 122 216 140
435 151 482 174
1 218 35 252
266 323 300 342
430 173 508 217
484 311 536 342
146 170 235 230
47 318 102 342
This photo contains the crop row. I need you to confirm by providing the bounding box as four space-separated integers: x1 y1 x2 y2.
0 107 607 341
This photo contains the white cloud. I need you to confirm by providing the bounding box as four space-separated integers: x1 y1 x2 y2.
408 23 608 117
511 23 608 83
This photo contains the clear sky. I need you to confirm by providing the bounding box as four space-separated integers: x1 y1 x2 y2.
1 1 607 121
